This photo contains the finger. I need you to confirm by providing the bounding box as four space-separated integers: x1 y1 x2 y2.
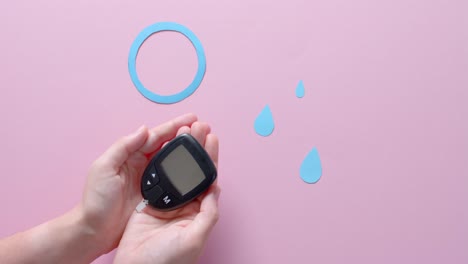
177 126 191 136
204 134 219 169
140 113 197 154
204 134 219 187
191 122 211 147
162 126 191 149
97 126 149 170
187 186 221 241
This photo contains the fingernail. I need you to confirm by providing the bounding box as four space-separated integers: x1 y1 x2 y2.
131 125 146 136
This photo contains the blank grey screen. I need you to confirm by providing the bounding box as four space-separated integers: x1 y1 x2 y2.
161 145 205 196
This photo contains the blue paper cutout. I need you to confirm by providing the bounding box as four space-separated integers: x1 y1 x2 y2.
128 22 206 104
254 105 275 137
300 147 322 184
296 80 305 98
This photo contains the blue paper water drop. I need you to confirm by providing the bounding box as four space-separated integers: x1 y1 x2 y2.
295 80 305 98
300 147 322 183
254 105 275 137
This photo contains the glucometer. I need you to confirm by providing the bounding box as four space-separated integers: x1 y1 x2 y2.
139 133 217 211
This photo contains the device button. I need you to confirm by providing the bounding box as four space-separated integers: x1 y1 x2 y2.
145 185 163 203
142 177 154 191
148 166 159 184
155 193 179 209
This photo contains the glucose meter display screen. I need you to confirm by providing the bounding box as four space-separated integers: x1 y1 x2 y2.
161 145 205 196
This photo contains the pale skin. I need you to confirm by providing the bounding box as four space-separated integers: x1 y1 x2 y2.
0 113 221 264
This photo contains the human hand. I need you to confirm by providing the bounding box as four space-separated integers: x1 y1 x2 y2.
113 122 221 264
0 114 201 264
78 113 199 254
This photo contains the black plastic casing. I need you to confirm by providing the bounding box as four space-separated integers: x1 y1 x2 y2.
140 133 217 211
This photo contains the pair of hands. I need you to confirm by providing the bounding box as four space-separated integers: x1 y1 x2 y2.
80 113 220 263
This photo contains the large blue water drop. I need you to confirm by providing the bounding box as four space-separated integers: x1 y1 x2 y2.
296 80 305 98
254 105 275 137
300 147 322 183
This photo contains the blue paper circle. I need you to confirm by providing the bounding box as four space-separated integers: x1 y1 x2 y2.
128 22 206 104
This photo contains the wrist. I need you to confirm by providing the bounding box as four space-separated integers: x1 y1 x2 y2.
8 205 109 264
71 204 114 257
58 206 109 262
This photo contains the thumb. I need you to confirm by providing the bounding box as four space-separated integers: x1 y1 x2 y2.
97 125 149 170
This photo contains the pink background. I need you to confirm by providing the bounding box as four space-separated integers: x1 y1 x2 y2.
1 0 467 263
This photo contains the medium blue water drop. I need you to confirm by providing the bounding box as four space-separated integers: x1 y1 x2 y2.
295 80 305 98
254 105 275 137
300 147 322 184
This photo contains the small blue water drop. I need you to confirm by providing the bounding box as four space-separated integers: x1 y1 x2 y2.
254 105 275 137
300 147 322 184
295 80 305 98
